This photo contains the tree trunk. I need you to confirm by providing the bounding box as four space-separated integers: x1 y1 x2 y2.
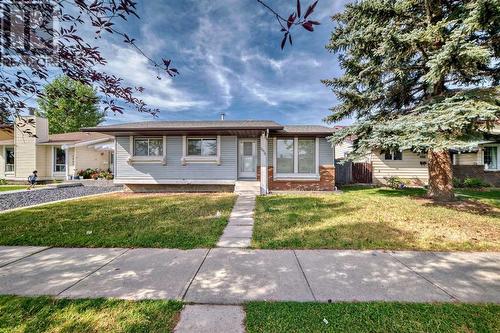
427 149 455 201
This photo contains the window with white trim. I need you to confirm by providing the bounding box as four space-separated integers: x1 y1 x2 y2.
298 139 316 173
134 137 163 157
275 137 318 177
5 146 14 173
53 147 66 172
276 139 294 173
383 150 403 161
187 138 217 156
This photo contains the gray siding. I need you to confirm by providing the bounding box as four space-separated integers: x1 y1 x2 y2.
116 136 237 181
319 138 334 165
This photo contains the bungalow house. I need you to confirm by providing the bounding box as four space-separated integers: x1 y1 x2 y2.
0 116 114 182
82 120 336 193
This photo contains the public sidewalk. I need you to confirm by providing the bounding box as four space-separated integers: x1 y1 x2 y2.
0 246 498 304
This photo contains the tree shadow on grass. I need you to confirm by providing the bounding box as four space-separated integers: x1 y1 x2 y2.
343 186 499 217
421 200 500 218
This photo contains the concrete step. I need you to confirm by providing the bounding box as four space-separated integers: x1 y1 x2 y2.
234 181 260 195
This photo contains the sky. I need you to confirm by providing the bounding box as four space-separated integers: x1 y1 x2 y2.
74 0 350 126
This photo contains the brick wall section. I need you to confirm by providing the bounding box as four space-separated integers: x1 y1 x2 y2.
453 165 500 187
124 184 235 192
257 165 335 191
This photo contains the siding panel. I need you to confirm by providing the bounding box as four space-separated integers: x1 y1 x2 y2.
116 136 237 181
372 150 428 184
319 138 334 165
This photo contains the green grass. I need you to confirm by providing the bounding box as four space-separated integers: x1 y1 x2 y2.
0 185 26 192
0 193 236 249
253 187 499 251
0 295 182 333
455 188 500 209
245 302 500 333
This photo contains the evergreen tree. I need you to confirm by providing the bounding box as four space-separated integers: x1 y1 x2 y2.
324 0 500 200
38 76 104 134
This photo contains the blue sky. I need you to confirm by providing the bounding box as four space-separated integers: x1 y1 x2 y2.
86 0 351 126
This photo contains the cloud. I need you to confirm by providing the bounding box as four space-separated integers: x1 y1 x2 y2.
102 44 209 111
86 0 352 124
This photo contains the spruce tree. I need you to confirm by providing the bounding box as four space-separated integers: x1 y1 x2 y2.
324 0 500 200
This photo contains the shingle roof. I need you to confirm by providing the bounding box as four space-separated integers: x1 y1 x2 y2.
83 120 283 131
281 125 336 134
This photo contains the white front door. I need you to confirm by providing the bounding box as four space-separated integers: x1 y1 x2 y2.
239 139 257 178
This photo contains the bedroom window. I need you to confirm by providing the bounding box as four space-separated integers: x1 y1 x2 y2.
275 137 319 177
383 150 403 161
5 147 14 173
187 138 217 156
134 137 163 157
484 146 498 170
53 147 66 172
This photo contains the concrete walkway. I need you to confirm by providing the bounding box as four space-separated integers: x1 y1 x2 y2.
0 246 499 304
216 181 259 248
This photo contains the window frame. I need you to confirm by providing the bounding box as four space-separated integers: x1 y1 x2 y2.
53 146 66 173
182 136 221 165
273 137 319 179
129 136 167 164
383 150 403 161
483 145 500 171
4 146 14 174
186 137 218 157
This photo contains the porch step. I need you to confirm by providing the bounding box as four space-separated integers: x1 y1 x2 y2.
234 181 260 195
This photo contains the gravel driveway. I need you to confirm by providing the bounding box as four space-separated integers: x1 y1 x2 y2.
0 186 121 211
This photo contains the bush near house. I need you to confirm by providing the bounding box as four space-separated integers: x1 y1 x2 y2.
77 168 113 180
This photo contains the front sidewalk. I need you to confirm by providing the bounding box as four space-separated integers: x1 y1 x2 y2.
0 246 498 304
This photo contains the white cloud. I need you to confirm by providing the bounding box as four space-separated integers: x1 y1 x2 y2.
102 45 209 111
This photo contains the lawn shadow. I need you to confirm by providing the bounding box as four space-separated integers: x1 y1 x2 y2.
422 199 500 218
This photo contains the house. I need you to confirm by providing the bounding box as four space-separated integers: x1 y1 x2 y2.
0 116 114 182
371 139 500 186
82 120 336 193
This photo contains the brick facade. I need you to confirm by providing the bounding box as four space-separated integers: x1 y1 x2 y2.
453 165 500 187
124 184 234 193
257 165 335 191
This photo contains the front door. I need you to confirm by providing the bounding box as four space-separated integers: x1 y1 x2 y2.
239 139 257 179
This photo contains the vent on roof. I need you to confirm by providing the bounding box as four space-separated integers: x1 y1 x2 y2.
220 112 226 121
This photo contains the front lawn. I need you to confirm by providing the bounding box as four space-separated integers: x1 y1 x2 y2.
0 185 26 192
253 187 499 251
245 302 500 333
0 296 182 333
0 193 236 249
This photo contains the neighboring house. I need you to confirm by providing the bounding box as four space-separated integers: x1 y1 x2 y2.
371 138 500 186
83 120 336 193
0 116 114 181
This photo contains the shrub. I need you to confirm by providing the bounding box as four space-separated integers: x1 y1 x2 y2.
463 177 490 188
385 176 408 189
0 179 6 185
452 178 463 188
76 168 113 180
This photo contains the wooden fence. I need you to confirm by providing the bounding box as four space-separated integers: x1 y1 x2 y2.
335 161 372 185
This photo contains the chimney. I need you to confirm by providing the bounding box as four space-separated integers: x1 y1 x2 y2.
28 107 36 116
219 112 226 121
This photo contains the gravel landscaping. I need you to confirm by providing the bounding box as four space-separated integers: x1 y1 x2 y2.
0 185 121 211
